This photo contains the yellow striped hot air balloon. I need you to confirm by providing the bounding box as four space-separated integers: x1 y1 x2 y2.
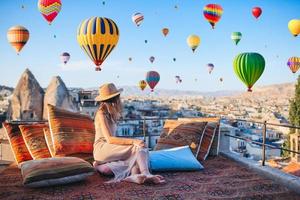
139 80 147 91
7 25 29 54
287 57 300 73
77 17 119 71
187 35 200 52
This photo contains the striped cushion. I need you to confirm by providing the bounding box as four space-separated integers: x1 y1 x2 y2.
197 122 218 161
154 120 207 155
43 127 55 157
2 122 33 165
21 157 95 187
47 104 95 156
19 124 51 160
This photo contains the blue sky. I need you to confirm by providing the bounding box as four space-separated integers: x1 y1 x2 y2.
1 0 300 92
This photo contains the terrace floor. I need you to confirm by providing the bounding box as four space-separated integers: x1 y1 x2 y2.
0 156 298 200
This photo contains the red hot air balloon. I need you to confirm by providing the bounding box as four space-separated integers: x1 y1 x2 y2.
252 7 262 19
146 71 160 92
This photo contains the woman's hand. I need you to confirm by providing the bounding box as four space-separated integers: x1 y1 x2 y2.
133 139 145 147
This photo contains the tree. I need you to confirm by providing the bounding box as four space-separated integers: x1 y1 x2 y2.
283 75 300 157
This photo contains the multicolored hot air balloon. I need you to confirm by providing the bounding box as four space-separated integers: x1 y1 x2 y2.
38 0 62 25
288 19 300 37
231 32 242 45
7 25 29 54
187 35 200 52
77 17 119 71
146 71 160 92
139 80 147 91
132 13 144 27
149 56 155 63
203 4 223 29
252 7 262 19
207 63 214 74
162 28 169 37
175 76 182 83
60 52 70 64
233 52 265 92
287 57 300 74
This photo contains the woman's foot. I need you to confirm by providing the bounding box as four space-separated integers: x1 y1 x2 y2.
124 174 147 184
144 175 166 184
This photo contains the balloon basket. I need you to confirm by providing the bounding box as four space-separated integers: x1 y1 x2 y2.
95 67 101 71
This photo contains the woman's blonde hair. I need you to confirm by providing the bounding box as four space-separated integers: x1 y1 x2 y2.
97 95 122 123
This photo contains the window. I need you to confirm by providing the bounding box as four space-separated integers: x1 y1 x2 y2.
293 139 296 157
30 113 34 119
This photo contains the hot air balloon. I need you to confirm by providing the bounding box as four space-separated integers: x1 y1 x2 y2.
175 76 182 83
129 57 132 62
187 35 200 52
132 13 144 27
219 77 223 82
146 71 160 92
7 25 29 54
60 52 70 64
102 1 105 5
173 58 176 62
287 57 300 74
252 7 262 19
38 0 62 25
139 80 147 91
203 4 223 29
162 28 169 37
288 19 300 37
144 40 148 43
231 32 242 45
149 56 155 63
233 52 265 92
77 17 119 71
207 63 214 74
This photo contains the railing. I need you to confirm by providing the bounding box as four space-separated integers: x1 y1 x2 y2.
224 119 300 166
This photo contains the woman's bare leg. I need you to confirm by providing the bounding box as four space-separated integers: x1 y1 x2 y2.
124 163 146 184
136 149 165 184
93 162 113 176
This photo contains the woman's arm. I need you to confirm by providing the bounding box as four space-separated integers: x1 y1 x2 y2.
97 111 143 146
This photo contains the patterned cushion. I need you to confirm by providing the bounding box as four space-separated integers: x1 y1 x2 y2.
43 127 55 157
21 157 95 187
154 120 207 155
19 124 51 160
2 122 33 165
47 104 95 156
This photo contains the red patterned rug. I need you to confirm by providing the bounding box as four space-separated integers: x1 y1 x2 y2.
0 156 298 200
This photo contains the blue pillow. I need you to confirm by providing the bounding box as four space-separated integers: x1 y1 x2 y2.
149 146 204 171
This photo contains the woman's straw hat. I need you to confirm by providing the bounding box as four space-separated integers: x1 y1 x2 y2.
95 83 123 101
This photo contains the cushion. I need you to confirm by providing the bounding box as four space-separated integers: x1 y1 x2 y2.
197 122 218 161
19 124 51 159
154 120 207 155
2 122 33 165
47 104 95 156
43 127 55 157
21 157 95 187
149 146 204 171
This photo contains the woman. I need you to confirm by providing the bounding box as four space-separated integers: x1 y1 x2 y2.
93 83 165 184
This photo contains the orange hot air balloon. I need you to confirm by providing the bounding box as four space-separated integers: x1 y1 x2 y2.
7 25 30 54
139 80 147 91
162 28 169 37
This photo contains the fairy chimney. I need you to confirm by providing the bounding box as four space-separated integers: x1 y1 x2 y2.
8 68 44 121
43 76 78 119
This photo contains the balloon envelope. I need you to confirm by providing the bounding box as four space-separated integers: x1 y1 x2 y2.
139 80 147 91
132 13 144 26
203 4 223 29
60 52 70 64
233 52 265 92
287 57 300 73
38 0 62 24
149 56 155 63
252 7 262 19
146 71 160 92
162 28 169 36
288 19 300 37
7 25 29 54
77 17 119 71
207 63 214 74
231 32 242 45
187 35 200 52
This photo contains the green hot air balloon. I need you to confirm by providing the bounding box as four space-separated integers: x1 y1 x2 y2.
233 52 265 92
231 32 242 45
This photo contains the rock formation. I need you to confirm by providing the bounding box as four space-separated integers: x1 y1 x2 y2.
43 76 78 119
8 68 44 121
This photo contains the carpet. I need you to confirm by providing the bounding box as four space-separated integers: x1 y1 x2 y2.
0 156 298 200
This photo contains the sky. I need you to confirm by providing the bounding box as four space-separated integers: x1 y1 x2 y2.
0 0 300 92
